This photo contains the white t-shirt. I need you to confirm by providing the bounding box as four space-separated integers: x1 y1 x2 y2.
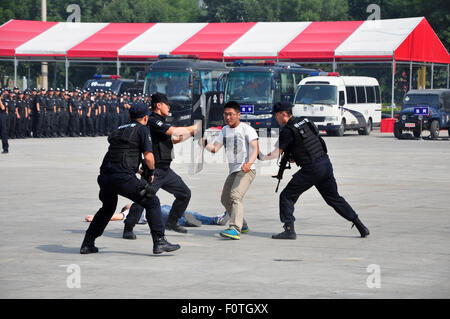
216 122 259 174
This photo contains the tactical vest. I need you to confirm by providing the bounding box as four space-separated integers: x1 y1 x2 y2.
103 123 142 172
284 117 327 167
149 114 173 167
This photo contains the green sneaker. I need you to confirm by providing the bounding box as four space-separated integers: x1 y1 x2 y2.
220 228 240 240
241 225 249 233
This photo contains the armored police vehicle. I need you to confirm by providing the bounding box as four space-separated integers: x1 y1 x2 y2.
292 73 382 136
83 74 144 95
394 89 450 139
215 61 316 132
143 55 229 126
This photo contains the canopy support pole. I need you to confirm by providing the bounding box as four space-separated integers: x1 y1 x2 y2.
116 58 120 76
14 57 18 87
65 59 69 90
431 63 434 89
447 64 449 89
391 58 395 118
409 61 413 91
333 55 336 72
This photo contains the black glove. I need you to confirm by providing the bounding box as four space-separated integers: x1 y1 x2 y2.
139 179 156 199
141 162 154 182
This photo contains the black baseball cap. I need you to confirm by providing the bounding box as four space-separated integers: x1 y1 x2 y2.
273 102 293 114
151 92 169 107
129 103 150 118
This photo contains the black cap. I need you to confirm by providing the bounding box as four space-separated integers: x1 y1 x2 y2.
151 92 169 106
273 102 293 114
129 103 150 118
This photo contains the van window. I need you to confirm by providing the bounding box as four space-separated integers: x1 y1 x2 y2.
375 86 381 103
281 73 294 94
346 86 356 104
365 86 375 103
443 93 450 112
356 86 366 103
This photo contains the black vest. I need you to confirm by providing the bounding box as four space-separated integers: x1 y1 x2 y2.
149 113 173 168
284 117 327 167
103 123 142 173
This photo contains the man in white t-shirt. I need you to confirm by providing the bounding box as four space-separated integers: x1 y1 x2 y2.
204 101 259 240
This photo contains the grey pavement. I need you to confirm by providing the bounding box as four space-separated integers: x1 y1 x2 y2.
0 129 449 298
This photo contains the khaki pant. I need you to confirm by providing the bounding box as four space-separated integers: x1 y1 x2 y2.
221 169 256 232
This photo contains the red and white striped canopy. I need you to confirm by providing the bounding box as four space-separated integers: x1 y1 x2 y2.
0 17 448 63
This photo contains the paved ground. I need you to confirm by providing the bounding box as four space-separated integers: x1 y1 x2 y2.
0 128 449 299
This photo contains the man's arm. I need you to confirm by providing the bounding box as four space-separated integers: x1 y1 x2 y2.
167 121 201 144
143 151 155 171
242 139 259 172
260 147 282 161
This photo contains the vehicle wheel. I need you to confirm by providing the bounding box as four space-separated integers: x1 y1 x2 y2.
393 122 402 139
334 120 345 137
413 127 421 138
358 118 372 135
430 120 440 138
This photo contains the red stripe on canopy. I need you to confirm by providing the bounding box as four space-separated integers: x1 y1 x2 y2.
279 21 363 61
0 20 58 57
395 18 450 64
67 23 155 58
171 22 256 60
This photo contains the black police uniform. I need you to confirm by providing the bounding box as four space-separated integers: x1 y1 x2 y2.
96 96 106 136
15 96 27 138
80 97 94 136
275 116 369 239
32 93 43 137
124 111 191 236
80 115 180 254
5 96 16 139
58 96 70 137
69 97 81 137
0 96 8 152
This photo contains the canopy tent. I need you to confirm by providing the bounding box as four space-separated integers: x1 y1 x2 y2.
0 17 448 98
0 17 448 63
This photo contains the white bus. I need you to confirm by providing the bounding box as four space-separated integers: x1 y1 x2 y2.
292 73 381 136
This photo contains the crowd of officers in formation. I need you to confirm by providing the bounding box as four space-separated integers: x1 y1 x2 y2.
0 86 152 139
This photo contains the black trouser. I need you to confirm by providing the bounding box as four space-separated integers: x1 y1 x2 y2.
125 167 191 229
0 112 8 151
43 111 55 137
7 112 16 138
97 113 106 136
69 112 79 136
86 173 165 239
32 112 42 137
58 111 69 136
15 113 26 138
279 154 358 225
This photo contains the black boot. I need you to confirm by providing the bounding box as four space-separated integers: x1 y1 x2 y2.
80 233 99 254
352 217 370 238
152 234 181 254
272 223 297 240
123 225 137 240
165 220 187 233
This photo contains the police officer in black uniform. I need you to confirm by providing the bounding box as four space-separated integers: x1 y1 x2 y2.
0 90 9 153
15 91 27 138
80 103 180 255
69 92 81 137
259 102 370 239
5 90 17 139
123 93 199 239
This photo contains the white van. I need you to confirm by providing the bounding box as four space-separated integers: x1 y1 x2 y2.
292 73 382 136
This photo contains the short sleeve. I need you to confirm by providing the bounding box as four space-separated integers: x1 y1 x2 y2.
148 116 171 135
138 125 153 154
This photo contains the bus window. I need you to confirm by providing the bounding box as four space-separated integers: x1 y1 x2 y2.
293 72 306 87
365 86 375 103
356 86 366 104
280 73 294 94
145 71 191 100
225 71 273 104
346 86 356 104
197 70 226 94
375 86 381 103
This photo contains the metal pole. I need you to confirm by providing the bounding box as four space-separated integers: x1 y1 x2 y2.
116 58 120 76
431 63 434 89
41 0 48 89
14 57 18 87
391 58 395 118
447 64 449 89
333 55 336 72
65 59 69 90
409 61 412 92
